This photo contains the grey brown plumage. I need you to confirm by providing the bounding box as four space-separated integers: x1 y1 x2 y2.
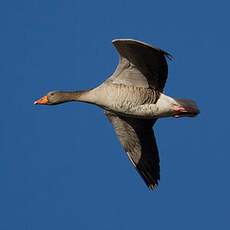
105 111 159 188
34 39 200 189
109 39 172 91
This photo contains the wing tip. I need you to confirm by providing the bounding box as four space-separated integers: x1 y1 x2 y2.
136 165 160 190
148 183 158 190
165 53 174 61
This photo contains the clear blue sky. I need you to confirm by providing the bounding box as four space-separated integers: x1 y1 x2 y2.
0 0 229 229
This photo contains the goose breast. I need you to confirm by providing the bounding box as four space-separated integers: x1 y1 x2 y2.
90 83 159 114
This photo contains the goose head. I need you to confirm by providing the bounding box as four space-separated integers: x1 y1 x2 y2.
34 91 70 105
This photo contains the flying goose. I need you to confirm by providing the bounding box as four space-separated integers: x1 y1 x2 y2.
34 39 200 189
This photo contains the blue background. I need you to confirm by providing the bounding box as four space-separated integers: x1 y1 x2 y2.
1 0 229 229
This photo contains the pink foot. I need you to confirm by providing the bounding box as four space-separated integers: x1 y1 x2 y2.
173 105 199 118
174 106 187 113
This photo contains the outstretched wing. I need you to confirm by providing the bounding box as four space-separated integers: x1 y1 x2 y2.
108 39 171 91
105 111 160 189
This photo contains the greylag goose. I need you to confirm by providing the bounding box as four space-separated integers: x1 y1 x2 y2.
34 39 200 189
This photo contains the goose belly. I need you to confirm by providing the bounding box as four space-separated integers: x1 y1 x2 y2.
95 84 160 118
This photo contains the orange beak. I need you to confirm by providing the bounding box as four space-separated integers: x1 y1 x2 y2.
34 95 48 105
